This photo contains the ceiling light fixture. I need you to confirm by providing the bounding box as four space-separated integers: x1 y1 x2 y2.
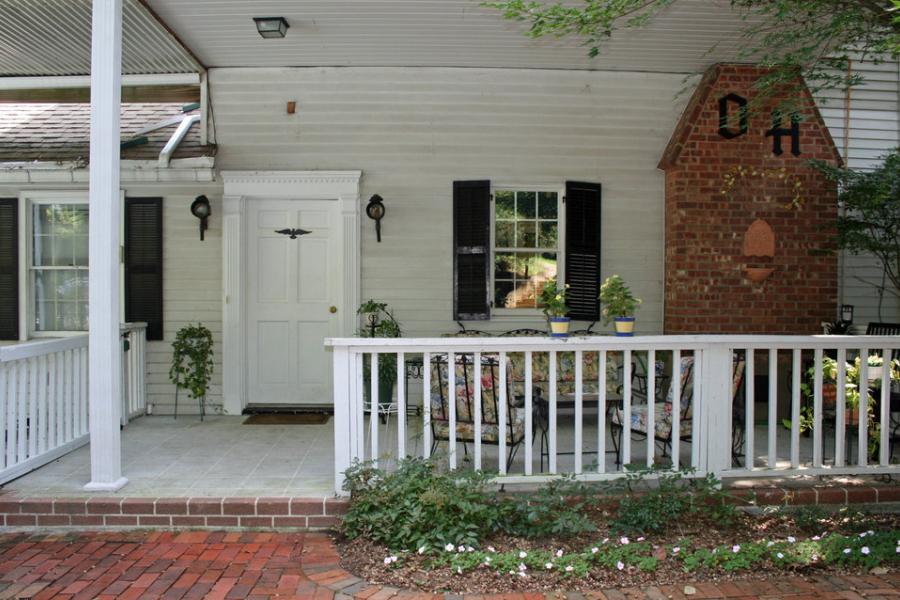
253 16 289 39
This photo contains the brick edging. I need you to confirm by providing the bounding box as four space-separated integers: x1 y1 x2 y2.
1 483 898 530
0 494 349 530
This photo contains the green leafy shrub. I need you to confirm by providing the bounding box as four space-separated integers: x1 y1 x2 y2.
503 474 597 538
610 469 735 535
342 458 505 550
169 323 214 399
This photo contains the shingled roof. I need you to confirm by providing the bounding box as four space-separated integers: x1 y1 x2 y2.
0 103 216 162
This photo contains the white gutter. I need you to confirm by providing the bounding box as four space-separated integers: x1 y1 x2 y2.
158 114 201 167
0 73 200 90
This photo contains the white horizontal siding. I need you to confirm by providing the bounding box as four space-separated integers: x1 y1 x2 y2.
211 66 689 336
819 58 900 325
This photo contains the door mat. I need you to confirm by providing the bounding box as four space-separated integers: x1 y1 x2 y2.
243 413 331 425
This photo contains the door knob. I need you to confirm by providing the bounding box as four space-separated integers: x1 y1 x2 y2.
329 306 338 314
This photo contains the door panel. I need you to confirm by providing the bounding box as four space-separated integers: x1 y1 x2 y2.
246 200 338 405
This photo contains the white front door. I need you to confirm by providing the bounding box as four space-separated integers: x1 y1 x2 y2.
246 200 339 405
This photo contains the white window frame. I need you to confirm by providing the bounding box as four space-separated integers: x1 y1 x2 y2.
489 183 566 318
17 190 125 339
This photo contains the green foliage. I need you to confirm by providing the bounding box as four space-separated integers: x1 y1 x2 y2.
485 0 900 112
812 150 900 299
599 275 641 323
342 458 503 550
790 504 827 532
538 278 570 317
610 469 735 535
342 460 601 550
168 324 214 400
357 300 402 383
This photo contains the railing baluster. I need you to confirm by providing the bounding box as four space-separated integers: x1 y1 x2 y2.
0 365 7 468
880 347 891 466
370 352 379 466
498 352 508 476
474 351 482 471
397 351 406 459
691 351 701 470
597 350 606 474
744 349 754 469
623 350 632 467
768 349 777 468
28 357 38 459
354 352 364 461
835 348 847 467
575 350 583 474
646 350 655 468
16 360 27 461
549 351 557 474
671 350 681 471
37 355 48 454
813 348 823 467
790 348 801 469
7 362 18 467
859 348 869 467
422 351 431 459
448 351 456 470
524 351 533 476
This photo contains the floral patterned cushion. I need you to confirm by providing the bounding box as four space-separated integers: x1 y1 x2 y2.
507 351 622 398
431 408 527 444
611 402 686 440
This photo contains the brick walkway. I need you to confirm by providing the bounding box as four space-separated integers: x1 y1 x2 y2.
0 531 898 600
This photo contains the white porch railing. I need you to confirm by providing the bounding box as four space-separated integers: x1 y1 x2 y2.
0 324 148 485
121 323 148 425
327 335 900 495
0 335 89 485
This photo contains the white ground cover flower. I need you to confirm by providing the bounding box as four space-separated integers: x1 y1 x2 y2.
519 551 527 559
861 547 870 555
616 561 625 570
445 543 455 552
620 537 630 545
732 545 740 553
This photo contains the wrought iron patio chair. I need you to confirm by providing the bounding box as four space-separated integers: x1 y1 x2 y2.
429 353 526 470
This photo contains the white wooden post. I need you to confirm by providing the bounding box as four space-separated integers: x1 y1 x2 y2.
84 0 127 492
699 345 733 475
333 346 352 495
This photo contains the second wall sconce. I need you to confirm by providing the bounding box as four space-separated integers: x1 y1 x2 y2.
366 194 385 242
191 195 211 241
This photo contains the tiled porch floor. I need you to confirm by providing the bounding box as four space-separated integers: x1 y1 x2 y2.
2 410 880 498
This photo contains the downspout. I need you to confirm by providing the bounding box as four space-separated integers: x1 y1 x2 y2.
158 114 200 167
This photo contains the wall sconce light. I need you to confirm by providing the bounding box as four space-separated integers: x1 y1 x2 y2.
841 304 854 324
253 17 290 39
366 194 385 242
191 195 211 241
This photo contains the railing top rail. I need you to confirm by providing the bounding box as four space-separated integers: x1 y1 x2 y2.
120 322 148 334
325 334 900 352
0 335 89 363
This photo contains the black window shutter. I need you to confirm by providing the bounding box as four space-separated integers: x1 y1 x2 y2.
124 197 164 341
453 180 491 320
0 199 18 340
564 181 602 321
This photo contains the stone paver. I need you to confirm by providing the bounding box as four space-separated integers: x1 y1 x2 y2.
0 531 897 600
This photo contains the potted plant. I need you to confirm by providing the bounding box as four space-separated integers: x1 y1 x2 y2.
169 323 215 420
539 278 571 337
599 275 641 336
357 300 402 412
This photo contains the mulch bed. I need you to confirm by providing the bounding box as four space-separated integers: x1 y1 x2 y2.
337 508 900 593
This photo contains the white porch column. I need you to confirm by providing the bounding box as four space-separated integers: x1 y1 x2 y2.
84 0 127 492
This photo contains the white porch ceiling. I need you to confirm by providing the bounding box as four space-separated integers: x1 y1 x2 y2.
144 0 748 73
0 0 201 76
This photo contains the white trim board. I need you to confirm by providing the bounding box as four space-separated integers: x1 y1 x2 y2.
220 170 362 415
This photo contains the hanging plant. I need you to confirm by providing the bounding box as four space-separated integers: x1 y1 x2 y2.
169 323 215 400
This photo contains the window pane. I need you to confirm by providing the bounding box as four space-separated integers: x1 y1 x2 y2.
516 221 536 248
33 204 89 267
516 191 536 219
495 191 515 220
538 222 558 248
538 192 558 219
34 269 88 331
495 221 514 248
495 280 515 309
495 252 515 279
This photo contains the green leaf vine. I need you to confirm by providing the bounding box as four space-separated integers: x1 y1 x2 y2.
169 323 215 400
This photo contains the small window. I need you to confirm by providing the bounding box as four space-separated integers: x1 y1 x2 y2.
31 202 89 332
492 189 561 311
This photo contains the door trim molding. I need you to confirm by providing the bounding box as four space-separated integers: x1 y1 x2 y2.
221 170 362 415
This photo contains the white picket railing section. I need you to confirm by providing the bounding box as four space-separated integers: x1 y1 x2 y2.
121 323 148 425
0 335 90 485
328 335 900 495
0 324 148 485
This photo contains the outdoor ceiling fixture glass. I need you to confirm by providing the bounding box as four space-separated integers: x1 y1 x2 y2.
253 17 290 38
841 304 854 324
191 195 211 241
366 194 386 242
